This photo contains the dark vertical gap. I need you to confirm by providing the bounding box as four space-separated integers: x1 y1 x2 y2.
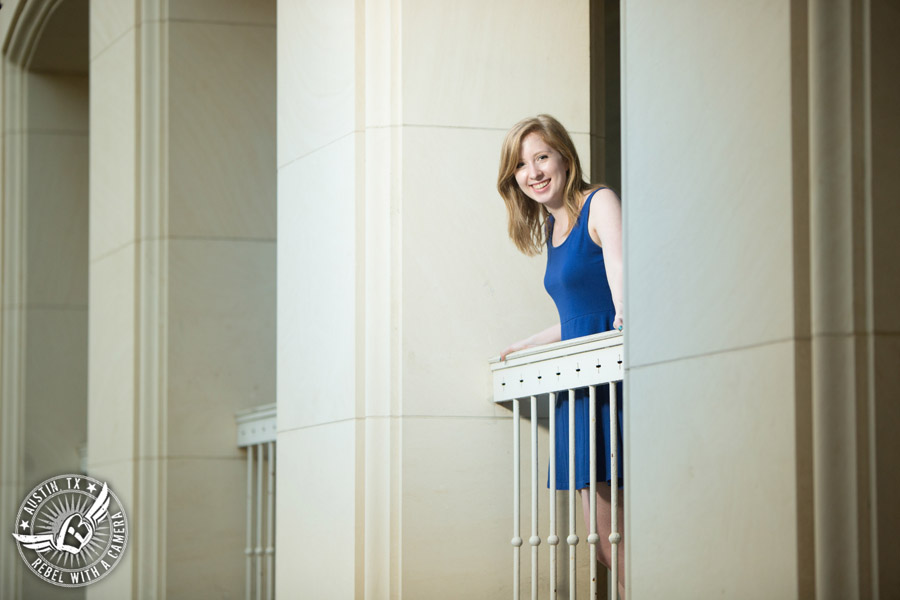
590 0 621 196
789 0 814 595
850 1 872 597
604 0 621 196
588 1 621 592
589 0 605 187
869 0 900 596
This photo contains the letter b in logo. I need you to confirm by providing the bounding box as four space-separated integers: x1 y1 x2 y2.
58 514 93 554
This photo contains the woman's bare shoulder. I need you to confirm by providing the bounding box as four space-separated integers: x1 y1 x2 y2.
586 186 620 214
593 185 619 200
586 187 622 247
577 185 610 209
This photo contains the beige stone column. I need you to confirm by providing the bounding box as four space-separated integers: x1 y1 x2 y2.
808 2 866 597
624 0 900 598
809 1 900 598
622 1 804 597
87 1 275 597
276 1 362 595
277 0 591 597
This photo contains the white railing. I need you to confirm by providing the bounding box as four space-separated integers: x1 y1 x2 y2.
490 331 624 599
236 403 277 600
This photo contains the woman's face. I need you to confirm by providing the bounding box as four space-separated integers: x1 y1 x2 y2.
515 132 568 209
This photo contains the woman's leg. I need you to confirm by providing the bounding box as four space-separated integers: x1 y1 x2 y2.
580 486 625 599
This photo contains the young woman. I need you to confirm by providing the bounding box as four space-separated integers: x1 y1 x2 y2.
497 114 625 597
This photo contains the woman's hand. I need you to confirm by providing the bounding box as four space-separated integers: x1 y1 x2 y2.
500 323 562 361
613 313 624 332
500 340 535 361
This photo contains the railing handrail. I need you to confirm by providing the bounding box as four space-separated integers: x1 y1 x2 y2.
236 403 277 447
490 331 624 404
489 330 623 368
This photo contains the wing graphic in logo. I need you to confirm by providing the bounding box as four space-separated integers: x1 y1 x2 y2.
13 482 111 555
10 532 55 553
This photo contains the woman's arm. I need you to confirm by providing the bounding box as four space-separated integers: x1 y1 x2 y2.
589 188 624 330
500 322 562 361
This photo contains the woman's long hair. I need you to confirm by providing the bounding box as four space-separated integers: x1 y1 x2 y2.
497 115 593 256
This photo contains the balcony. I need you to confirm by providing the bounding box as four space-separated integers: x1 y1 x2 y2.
236 403 277 600
490 331 624 599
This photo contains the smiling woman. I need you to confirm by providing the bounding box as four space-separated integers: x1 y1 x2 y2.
497 115 595 257
496 114 626 598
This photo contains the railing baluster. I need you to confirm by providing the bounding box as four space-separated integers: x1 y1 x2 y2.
266 441 275 600
548 391 558 599
491 332 624 600
512 398 522 599
609 382 620 599
256 443 263 600
245 445 254 600
588 386 598 598
530 395 540 600
568 389 578 599
235 404 276 600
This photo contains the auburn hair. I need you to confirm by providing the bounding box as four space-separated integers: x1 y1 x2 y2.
497 115 593 255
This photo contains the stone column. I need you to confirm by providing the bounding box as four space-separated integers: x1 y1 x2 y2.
809 1 900 598
276 0 591 597
624 0 900 597
87 1 275 597
623 0 804 597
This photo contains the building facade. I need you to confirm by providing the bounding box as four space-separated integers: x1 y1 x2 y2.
1 0 897 598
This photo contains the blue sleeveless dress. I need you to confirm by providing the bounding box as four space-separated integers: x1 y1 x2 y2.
544 188 624 490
